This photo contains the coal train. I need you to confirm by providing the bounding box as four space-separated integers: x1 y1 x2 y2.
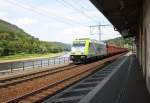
70 38 128 63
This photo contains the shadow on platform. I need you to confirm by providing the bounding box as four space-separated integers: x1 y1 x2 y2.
81 54 150 103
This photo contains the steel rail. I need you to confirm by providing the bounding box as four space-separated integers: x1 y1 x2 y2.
0 64 81 88
7 62 102 103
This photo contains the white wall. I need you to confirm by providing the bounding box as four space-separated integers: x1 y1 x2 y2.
141 0 150 92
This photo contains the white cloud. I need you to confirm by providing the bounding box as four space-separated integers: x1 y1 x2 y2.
0 11 8 19
14 18 38 26
58 26 99 43
0 0 121 43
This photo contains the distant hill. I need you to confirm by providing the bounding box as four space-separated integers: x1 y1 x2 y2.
0 19 71 56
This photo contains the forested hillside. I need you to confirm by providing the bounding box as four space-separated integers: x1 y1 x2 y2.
0 19 70 56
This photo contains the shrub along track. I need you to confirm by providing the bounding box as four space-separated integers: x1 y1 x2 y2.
0 53 126 103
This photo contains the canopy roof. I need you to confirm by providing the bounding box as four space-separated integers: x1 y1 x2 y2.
90 0 142 37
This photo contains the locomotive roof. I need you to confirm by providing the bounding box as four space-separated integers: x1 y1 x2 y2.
73 38 106 44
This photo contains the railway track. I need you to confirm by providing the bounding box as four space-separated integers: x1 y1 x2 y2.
7 64 100 103
44 55 128 103
0 53 126 103
0 64 79 87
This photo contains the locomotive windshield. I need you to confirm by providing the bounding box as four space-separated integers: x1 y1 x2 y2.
73 43 85 47
71 42 85 53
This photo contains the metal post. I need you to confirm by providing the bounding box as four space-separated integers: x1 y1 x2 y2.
23 62 24 71
48 59 50 66
41 60 42 67
10 63 13 72
54 57 55 65
59 58 60 64
64 57 65 63
98 23 101 42
89 24 112 42
32 61 34 68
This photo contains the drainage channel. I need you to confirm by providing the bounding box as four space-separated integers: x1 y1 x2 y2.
43 56 127 103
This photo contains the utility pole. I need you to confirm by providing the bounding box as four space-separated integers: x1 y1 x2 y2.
98 24 101 42
89 24 112 42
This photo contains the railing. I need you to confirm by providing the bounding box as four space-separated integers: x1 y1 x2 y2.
0 57 70 74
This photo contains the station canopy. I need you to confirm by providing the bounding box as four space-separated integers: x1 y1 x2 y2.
90 0 142 38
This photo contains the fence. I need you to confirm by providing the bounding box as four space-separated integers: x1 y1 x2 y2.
0 57 70 73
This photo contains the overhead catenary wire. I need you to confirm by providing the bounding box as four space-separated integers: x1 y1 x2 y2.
62 0 99 23
5 0 118 39
71 0 86 10
6 0 88 27
56 0 99 23
71 0 102 22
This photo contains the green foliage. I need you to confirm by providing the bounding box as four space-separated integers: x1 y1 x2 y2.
0 19 71 56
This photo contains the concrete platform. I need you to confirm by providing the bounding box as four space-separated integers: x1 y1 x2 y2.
43 54 150 103
79 54 150 103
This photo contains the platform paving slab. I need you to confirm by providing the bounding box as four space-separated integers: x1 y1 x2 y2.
79 54 150 103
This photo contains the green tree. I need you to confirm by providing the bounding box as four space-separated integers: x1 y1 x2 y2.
0 19 71 56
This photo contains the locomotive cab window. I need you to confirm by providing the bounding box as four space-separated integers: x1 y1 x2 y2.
73 43 85 47
71 42 86 53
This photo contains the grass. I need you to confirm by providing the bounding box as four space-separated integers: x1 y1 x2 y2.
0 52 64 62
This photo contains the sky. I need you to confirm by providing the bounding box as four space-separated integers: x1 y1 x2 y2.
0 0 121 43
